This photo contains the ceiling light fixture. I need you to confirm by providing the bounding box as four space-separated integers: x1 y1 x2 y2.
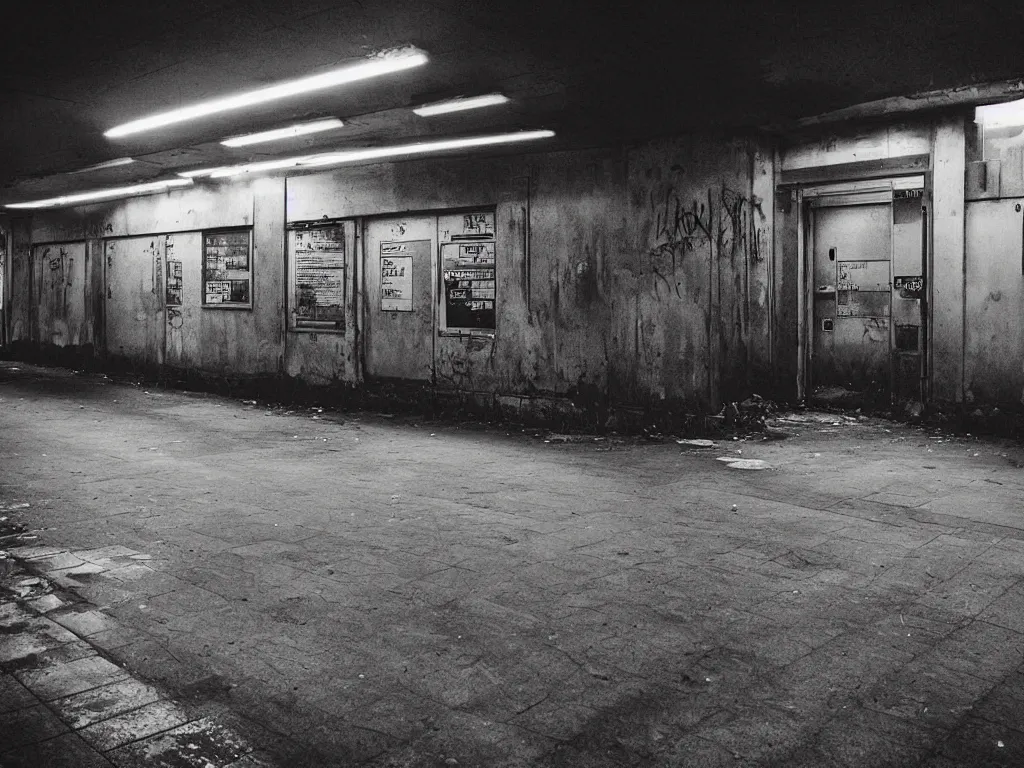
5 178 193 209
105 47 428 138
211 129 555 178
976 97 1024 129
177 167 228 178
413 93 510 117
66 157 136 174
221 118 344 147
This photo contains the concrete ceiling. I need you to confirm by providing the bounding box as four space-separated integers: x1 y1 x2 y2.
3 0 1024 203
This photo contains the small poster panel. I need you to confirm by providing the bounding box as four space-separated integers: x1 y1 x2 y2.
380 243 413 312
202 228 252 307
291 225 346 329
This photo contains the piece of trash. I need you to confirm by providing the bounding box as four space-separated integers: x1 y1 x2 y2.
677 439 716 448
715 457 771 470
998 741 1005 748
731 504 738 511
17 577 41 587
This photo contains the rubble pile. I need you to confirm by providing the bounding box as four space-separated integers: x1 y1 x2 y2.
710 394 779 432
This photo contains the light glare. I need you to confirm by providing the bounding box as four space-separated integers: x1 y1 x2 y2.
976 97 1024 129
67 157 136 174
5 178 193 209
211 130 555 178
105 48 427 138
413 93 510 117
177 167 228 178
222 118 344 147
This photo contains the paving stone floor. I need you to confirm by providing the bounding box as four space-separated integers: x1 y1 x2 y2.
1 360 1024 766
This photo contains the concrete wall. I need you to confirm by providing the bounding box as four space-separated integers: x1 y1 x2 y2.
930 118 967 404
3 135 772 418
964 198 1024 408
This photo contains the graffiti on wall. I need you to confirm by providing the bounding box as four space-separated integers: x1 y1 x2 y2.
643 181 767 298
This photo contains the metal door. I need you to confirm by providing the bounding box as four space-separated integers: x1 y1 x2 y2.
964 198 1024 404
362 217 435 381
811 201 892 400
104 237 165 368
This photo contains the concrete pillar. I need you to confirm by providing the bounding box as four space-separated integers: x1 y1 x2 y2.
930 117 966 404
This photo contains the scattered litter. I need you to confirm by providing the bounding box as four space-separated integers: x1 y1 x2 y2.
731 505 738 511
129 554 153 561
677 439 716 448
17 577 41 587
716 457 771 470
998 741 1005 748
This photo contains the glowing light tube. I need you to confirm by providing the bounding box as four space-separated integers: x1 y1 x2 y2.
5 178 193 209
211 129 555 178
222 118 344 147
413 93 510 117
105 48 427 138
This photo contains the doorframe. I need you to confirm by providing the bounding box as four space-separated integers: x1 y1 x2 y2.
797 175 927 402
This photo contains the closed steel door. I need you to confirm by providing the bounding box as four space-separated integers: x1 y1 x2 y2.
811 202 892 400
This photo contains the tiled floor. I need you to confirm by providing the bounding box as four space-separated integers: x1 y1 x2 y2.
2 360 1024 766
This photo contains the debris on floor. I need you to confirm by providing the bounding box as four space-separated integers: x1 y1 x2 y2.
678 438 717 448
716 456 772 470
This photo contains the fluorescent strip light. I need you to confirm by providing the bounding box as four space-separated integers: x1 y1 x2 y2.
67 157 136 174
413 93 510 117
105 47 428 138
177 167 228 178
222 118 344 147
976 97 1024 129
212 158 305 178
5 178 193 209
211 129 555 178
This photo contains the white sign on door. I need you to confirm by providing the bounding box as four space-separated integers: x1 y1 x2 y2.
380 245 413 312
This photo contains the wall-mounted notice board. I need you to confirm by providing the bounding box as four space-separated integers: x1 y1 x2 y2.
439 211 496 333
289 223 346 330
202 228 252 308
165 234 182 306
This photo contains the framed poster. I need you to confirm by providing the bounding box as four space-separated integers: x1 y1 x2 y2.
289 223 346 331
202 227 252 308
438 211 496 333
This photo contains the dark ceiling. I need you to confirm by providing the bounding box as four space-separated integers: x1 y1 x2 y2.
3 0 1023 203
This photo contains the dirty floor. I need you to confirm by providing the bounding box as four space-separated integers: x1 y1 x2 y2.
2 361 1024 767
